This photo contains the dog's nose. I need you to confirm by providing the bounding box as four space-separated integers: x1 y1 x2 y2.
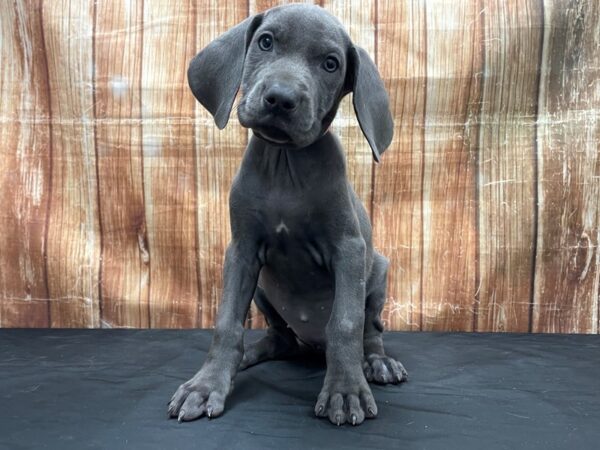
263 85 299 112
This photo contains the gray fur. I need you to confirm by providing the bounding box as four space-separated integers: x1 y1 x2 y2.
169 4 405 427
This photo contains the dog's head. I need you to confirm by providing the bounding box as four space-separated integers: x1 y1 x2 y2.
188 4 393 161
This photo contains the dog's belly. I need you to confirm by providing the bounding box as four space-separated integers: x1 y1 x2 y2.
258 242 334 348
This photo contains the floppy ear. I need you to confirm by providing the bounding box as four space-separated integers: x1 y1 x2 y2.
187 14 263 129
347 46 394 162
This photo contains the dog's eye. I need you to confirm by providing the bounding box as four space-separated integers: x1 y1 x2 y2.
323 56 339 73
258 34 273 51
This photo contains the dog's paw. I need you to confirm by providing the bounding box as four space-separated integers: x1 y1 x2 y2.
363 354 408 384
314 371 376 426
167 370 231 422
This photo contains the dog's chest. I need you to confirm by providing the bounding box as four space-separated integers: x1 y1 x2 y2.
251 186 335 347
261 191 312 237
255 188 327 268
256 194 334 346
246 163 326 244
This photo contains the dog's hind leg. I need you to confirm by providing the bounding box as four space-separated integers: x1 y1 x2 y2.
362 252 408 384
239 286 299 370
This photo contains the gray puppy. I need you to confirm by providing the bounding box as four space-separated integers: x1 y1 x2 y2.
168 4 407 427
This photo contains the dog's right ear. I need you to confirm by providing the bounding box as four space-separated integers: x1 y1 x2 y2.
188 14 263 129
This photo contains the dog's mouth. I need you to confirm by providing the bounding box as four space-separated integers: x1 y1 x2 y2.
253 125 293 145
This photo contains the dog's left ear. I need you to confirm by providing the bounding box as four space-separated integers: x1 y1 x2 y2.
188 14 263 129
347 46 394 162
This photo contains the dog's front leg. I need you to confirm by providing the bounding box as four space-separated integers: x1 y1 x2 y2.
315 237 376 426
168 241 261 422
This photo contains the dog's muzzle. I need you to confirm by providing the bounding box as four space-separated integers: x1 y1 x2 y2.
239 75 318 146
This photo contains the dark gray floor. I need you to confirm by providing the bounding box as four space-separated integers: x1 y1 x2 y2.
1 329 599 450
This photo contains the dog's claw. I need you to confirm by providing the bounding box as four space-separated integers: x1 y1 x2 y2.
351 414 357 426
368 407 374 416
178 411 185 423
317 405 323 415
207 406 213 419
336 415 341 426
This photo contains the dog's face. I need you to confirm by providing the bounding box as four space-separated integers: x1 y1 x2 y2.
188 4 393 161
237 5 349 148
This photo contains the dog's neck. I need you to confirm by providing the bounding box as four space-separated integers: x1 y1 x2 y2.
243 130 347 190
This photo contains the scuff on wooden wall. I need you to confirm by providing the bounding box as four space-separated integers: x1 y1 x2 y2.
0 0 598 332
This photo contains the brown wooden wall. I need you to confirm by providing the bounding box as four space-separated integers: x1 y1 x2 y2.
0 0 598 332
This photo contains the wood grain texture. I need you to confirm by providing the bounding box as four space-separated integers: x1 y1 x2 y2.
43 0 101 327
94 0 149 328
251 0 313 15
476 0 543 332
532 0 600 333
1 0 599 333
0 1 51 327
373 0 426 331
419 0 483 331
141 0 199 328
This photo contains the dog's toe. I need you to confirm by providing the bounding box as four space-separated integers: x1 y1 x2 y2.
314 377 375 426
364 354 408 385
167 373 230 422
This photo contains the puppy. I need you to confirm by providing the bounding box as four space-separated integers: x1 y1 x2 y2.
168 4 407 427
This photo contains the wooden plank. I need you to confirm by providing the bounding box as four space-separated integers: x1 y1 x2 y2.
252 0 313 14
141 0 199 328
94 0 149 328
0 1 51 327
42 0 101 327
325 0 375 210
476 0 543 332
373 0 426 331
194 1 250 328
533 0 600 334
420 0 483 331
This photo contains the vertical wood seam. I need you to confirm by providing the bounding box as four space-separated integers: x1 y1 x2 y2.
139 0 152 328
419 0 428 331
466 1 483 333
529 0 544 333
473 0 486 333
193 0 201 328
92 0 104 326
39 1 54 328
